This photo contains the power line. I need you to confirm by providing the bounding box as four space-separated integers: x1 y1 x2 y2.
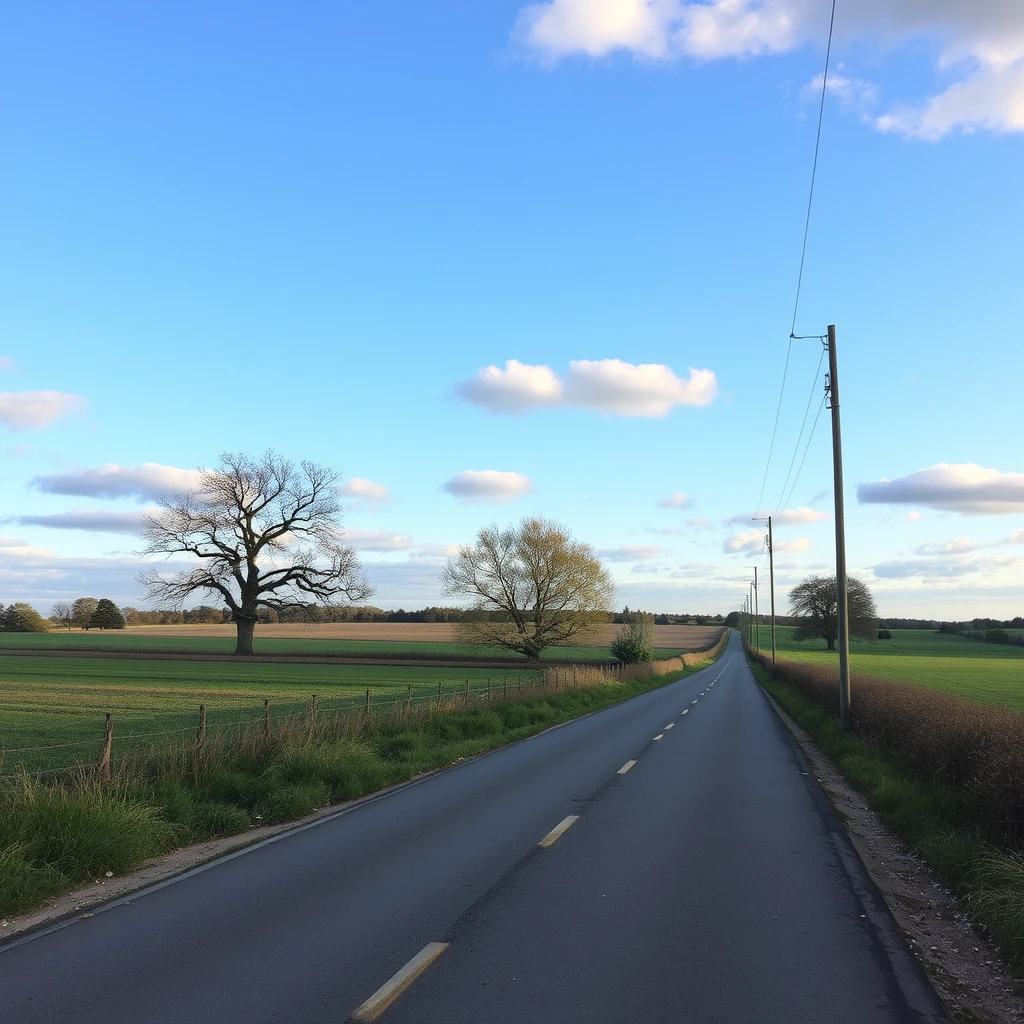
790 0 838 338
754 337 792 515
781 394 827 512
774 344 827 513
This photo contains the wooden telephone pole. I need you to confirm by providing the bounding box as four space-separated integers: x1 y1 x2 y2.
826 325 851 730
754 516 776 674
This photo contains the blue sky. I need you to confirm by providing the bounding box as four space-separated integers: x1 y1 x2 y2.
2 0 1022 619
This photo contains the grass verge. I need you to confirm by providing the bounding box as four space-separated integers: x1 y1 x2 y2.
0 652 722 921
749 657 1024 980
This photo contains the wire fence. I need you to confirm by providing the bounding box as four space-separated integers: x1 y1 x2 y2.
1 674 550 781
0 633 729 785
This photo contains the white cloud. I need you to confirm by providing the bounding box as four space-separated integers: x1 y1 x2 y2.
0 547 192 607
442 470 533 504
906 511 922 522
802 68 878 117
775 537 811 553
915 537 984 555
339 477 391 503
723 529 765 554
516 0 682 59
0 391 85 430
1007 530 1024 545
456 359 717 417
31 462 202 502
455 359 563 415
776 507 829 526
687 516 714 530
566 360 717 416
14 510 149 535
513 0 1024 139
658 491 693 509
670 561 718 578
598 544 663 562
342 529 416 552
873 554 1023 579
857 463 1024 515
876 61 1024 140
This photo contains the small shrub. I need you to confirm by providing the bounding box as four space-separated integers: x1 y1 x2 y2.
611 610 655 664
877 629 892 640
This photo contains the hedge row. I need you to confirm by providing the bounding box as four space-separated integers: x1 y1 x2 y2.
749 650 1024 844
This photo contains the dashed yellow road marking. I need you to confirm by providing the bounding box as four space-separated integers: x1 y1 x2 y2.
538 815 580 848
348 942 449 1022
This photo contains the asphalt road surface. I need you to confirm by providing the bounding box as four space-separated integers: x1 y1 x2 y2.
1 632 946 1023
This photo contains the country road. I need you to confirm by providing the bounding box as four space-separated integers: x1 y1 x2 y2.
1 632 946 1023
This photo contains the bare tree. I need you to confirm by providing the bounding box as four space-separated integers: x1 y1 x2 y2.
441 517 614 660
51 600 75 630
789 574 877 650
138 451 373 655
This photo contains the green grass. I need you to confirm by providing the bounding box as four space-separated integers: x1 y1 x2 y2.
0 631 683 662
751 626 1024 712
0 655 539 775
750 656 1024 981
0 653 723 919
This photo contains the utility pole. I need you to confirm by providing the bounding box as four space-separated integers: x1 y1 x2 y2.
753 567 759 652
749 569 757 647
826 325 851 730
746 567 759 652
755 516 777 674
767 517 776 673
749 582 755 648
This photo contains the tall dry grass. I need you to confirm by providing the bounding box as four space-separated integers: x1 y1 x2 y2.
749 649 1024 844
546 627 729 688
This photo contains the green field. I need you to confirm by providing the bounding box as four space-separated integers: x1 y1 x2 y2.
752 626 1024 712
0 632 682 662
0 655 540 776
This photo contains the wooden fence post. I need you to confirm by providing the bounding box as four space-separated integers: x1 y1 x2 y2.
309 694 318 735
365 688 371 715
503 678 507 699
465 679 470 705
487 679 491 703
98 713 112 782
263 699 270 744
407 684 412 711
196 704 207 752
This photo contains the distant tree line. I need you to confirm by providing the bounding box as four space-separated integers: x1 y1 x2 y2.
881 616 1024 631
